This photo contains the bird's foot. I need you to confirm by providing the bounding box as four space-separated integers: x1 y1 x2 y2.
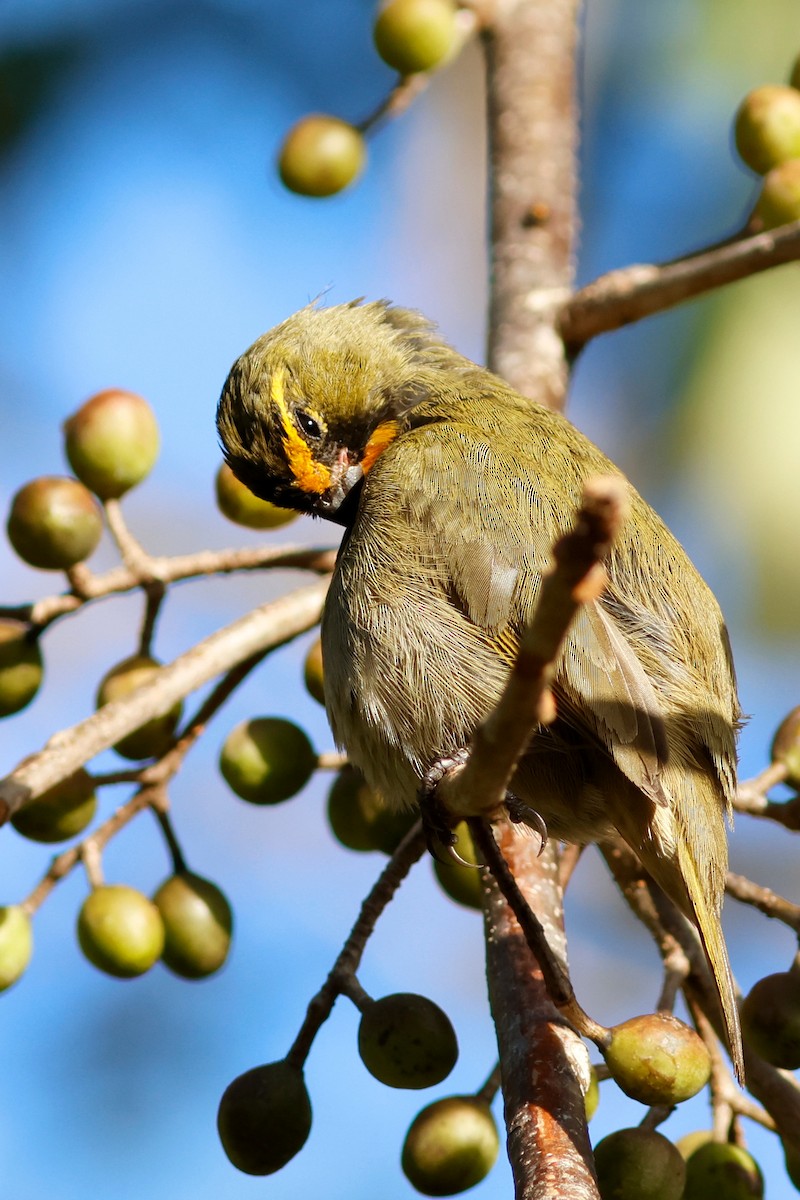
419 748 471 862
505 793 548 856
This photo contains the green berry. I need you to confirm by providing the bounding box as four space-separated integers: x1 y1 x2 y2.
217 1060 312 1175
0 620 43 717
326 764 416 852
64 389 160 499
741 970 800 1068
278 115 366 197
594 1127 686 1200
7 476 103 570
771 704 800 787
303 637 325 705
0 905 33 991
95 654 183 760
374 0 458 75
219 717 316 805
584 1067 600 1121
602 1013 711 1106
433 822 482 910
358 992 458 1089
734 85 800 174
77 884 165 978
215 462 297 529
683 1141 763 1200
153 872 233 979
755 159 800 230
402 1095 499 1196
676 1130 714 1160
11 768 97 843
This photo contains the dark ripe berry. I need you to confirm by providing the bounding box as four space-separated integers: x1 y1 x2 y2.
755 160 800 231
215 463 297 530
402 1095 498 1196
64 389 160 499
219 717 316 804
278 115 366 197
11 768 96 843
153 872 233 979
326 764 416 852
433 822 482 910
0 620 43 717
77 884 165 978
358 992 458 1089
95 654 183 760
602 1012 711 1105
7 476 103 570
594 1127 686 1200
303 637 325 706
0 905 33 992
734 85 800 174
374 0 457 75
741 970 800 1068
683 1141 763 1200
217 1060 312 1175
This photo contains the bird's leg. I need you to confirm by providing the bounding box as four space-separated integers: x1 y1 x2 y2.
420 750 549 861
419 748 470 861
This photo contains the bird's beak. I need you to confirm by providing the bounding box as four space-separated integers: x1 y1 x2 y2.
320 448 363 515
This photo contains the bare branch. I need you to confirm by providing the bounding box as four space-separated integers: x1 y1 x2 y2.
558 220 800 353
0 544 336 629
725 872 800 934
0 578 329 822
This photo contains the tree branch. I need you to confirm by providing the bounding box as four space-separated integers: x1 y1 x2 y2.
557 220 800 353
0 578 329 822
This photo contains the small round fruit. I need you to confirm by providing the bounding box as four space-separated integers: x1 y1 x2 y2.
64 389 160 499
153 871 233 979
303 637 325 705
584 1067 600 1121
402 1095 499 1196
77 884 165 978
278 115 365 197
734 85 800 174
11 768 97 843
358 992 458 1089
771 704 800 788
0 620 43 717
683 1141 763 1200
594 1127 686 1200
374 0 457 75
433 822 482 910
217 1060 312 1175
7 476 103 570
0 905 33 991
95 654 183 760
215 463 297 530
326 765 416 852
676 1130 714 1160
741 970 800 1068
602 1013 711 1106
755 159 800 230
220 717 316 805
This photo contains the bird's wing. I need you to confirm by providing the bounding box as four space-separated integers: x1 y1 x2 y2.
398 418 671 806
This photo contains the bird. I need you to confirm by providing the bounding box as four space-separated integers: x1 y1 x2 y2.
216 298 744 1078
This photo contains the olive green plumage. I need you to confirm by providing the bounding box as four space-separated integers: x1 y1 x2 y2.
217 299 744 1078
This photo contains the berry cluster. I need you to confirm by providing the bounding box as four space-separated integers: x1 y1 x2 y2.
735 53 800 228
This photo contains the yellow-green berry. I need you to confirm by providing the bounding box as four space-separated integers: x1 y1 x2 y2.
374 0 457 75
220 717 316 805
153 872 233 979
95 654 183 760
215 462 297 529
64 388 160 499
278 115 365 197
11 768 96 843
7 476 103 570
0 620 43 717
77 884 165 978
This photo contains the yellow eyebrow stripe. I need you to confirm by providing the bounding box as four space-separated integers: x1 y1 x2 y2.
271 368 331 495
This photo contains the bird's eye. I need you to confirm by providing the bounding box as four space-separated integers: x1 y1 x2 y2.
294 408 322 440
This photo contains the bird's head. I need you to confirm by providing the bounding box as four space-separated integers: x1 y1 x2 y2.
216 299 462 523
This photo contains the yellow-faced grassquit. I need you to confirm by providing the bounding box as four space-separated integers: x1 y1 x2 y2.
217 299 743 1077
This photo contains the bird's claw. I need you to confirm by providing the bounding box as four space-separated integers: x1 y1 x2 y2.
419 748 471 862
505 793 548 856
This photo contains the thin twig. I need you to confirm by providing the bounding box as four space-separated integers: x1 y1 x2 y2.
725 872 800 934
558 220 800 352
286 822 427 1069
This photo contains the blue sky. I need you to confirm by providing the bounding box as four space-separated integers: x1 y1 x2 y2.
1 2 799 1197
